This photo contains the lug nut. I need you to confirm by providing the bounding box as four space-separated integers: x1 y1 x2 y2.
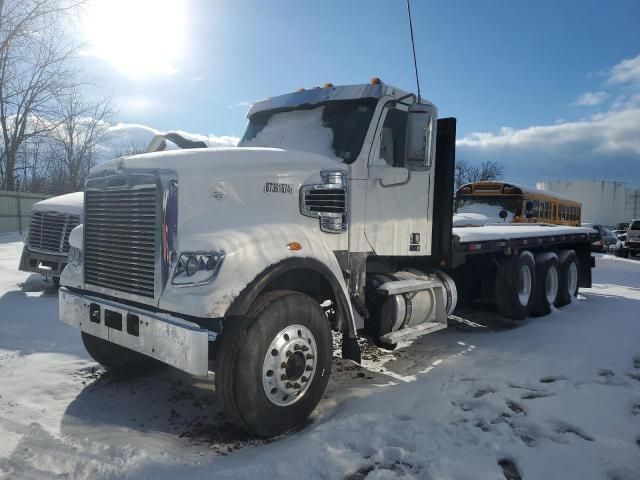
286 351 292 357
281 362 287 369
302 345 309 352
306 354 314 360
301 376 309 383
294 344 301 351
305 365 313 371
286 382 293 389
293 383 301 389
281 374 287 381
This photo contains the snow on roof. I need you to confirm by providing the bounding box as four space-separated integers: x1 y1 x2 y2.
247 83 414 117
32 191 83 215
453 223 593 243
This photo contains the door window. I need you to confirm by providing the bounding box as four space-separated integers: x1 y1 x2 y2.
379 108 408 167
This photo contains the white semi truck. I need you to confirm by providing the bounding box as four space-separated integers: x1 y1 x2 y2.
59 81 594 437
19 192 84 287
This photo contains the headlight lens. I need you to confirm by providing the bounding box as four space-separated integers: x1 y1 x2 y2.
172 251 224 286
68 246 82 267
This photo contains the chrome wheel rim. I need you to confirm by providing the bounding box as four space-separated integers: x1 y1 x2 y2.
567 262 578 297
262 324 317 407
545 265 559 304
518 264 532 306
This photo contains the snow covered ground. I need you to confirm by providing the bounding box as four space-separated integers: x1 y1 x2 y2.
1 233 639 480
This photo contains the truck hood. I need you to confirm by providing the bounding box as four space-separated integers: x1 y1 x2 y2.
32 191 84 216
90 146 347 236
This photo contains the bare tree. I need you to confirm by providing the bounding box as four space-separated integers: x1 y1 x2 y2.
48 88 113 192
0 0 82 190
455 159 505 190
113 138 148 158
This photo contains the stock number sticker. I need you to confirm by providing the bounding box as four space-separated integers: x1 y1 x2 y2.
264 182 294 194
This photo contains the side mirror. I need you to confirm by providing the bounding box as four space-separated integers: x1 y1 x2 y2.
499 209 508 221
405 103 436 167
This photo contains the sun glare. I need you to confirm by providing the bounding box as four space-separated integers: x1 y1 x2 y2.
83 0 187 77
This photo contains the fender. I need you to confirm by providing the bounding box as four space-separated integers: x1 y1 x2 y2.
226 256 357 337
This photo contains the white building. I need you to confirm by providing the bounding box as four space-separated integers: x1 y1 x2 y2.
536 180 640 227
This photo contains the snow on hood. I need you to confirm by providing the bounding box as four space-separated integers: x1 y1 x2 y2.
452 212 496 227
32 192 83 215
91 146 344 178
456 202 514 223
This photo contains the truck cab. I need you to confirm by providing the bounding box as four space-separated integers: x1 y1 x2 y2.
59 80 591 437
19 192 84 286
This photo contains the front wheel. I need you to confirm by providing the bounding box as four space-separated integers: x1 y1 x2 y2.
216 290 332 437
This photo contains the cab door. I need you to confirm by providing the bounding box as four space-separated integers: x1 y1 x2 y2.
364 104 435 256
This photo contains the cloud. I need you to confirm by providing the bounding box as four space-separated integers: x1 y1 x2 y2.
227 101 252 109
607 54 640 85
96 123 239 161
457 53 640 186
573 91 608 107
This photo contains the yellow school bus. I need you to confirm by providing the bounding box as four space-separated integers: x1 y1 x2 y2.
456 181 582 226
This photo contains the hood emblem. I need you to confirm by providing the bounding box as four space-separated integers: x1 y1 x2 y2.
209 187 226 201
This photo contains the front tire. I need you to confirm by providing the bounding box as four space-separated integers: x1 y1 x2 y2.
216 290 332 437
531 253 559 317
81 332 167 374
555 250 579 307
495 250 536 320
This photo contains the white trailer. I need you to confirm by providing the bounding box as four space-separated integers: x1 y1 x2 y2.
58 81 594 436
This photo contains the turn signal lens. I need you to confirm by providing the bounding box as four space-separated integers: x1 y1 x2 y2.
287 242 302 251
370 77 381 85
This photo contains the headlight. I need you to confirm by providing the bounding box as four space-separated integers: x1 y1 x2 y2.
68 246 82 267
172 251 224 286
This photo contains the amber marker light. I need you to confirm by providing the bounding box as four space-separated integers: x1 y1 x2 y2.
287 242 302 251
370 77 381 85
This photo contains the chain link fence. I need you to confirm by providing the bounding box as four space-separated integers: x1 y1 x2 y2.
0 191 51 235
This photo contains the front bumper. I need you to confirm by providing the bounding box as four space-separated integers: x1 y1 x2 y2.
626 241 640 249
59 287 210 376
19 247 67 277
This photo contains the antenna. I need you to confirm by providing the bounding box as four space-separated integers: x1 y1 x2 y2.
406 0 421 103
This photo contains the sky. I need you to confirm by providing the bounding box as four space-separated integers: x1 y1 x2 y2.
75 0 640 185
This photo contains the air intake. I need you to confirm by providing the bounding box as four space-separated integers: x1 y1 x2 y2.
300 171 347 233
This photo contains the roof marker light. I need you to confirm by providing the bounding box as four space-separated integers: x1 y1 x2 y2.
370 77 381 85
323 83 334 88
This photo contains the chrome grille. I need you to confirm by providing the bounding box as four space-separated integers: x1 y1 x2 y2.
28 211 80 254
85 186 158 298
303 188 346 215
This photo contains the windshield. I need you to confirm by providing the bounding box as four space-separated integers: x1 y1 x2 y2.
239 99 377 163
456 195 523 219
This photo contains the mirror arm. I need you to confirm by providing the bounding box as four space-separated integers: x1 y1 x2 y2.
378 169 412 188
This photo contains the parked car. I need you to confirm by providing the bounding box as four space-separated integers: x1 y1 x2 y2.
625 219 640 256
616 221 631 231
602 228 618 252
581 223 605 252
612 229 627 239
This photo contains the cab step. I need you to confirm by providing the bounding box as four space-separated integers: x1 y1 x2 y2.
379 321 447 344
